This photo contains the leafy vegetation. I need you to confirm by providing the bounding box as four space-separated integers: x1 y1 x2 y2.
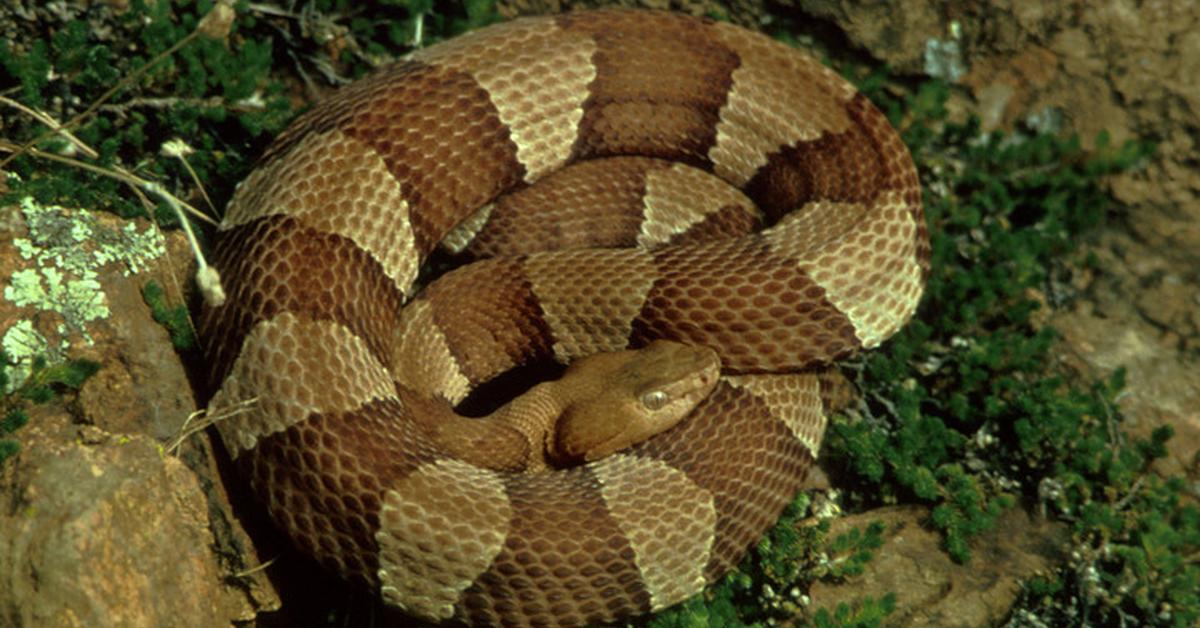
0 351 99 464
648 494 891 627
1 0 292 223
810 594 897 628
142 280 197 350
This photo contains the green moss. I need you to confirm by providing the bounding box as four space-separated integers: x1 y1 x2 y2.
0 350 99 465
1 0 293 221
141 280 196 350
811 594 897 628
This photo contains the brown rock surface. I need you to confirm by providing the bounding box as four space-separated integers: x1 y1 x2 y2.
0 419 252 627
806 505 1069 627
789 0 1200 273
1050 232 1200 492
785 0 944 73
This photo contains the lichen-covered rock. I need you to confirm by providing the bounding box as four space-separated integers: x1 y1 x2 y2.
2 200 198 440
1 199 278 625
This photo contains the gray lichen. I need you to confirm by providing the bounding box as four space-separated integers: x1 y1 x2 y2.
2 195 166 389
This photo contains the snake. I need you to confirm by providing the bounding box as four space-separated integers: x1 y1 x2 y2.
198 8 929 627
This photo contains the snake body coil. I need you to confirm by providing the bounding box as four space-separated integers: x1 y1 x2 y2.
200 9 929 627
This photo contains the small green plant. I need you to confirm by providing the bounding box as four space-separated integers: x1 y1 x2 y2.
1 351 99 464
142 280 197 350
820 521 886 580
1010 421 1198 625
0 407 27 463
647 494 891 626
811 594 897 628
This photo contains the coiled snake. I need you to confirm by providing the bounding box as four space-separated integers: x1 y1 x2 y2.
199 9 929 627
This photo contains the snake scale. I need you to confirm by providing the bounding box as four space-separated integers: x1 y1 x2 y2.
199 9 929 627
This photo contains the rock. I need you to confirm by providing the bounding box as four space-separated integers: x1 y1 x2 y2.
787 0 943 74
0 200 279 625
1049 255 1200 496
806 505 1068 626
774 0 1200 274
0 415 255 627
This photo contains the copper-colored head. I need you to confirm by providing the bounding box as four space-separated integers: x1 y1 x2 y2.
549 340 721 464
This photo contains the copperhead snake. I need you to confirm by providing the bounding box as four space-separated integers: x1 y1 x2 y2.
199 9 929 627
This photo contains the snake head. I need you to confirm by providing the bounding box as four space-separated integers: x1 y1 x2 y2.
548 340 721 466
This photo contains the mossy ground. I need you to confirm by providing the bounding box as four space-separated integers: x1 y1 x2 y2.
2 2 1195 626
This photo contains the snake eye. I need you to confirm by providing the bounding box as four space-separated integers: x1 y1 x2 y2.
641 390 670 410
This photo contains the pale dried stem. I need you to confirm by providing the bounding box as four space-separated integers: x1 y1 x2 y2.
165 397 259 456
0 29 200 170
0 138 216 227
